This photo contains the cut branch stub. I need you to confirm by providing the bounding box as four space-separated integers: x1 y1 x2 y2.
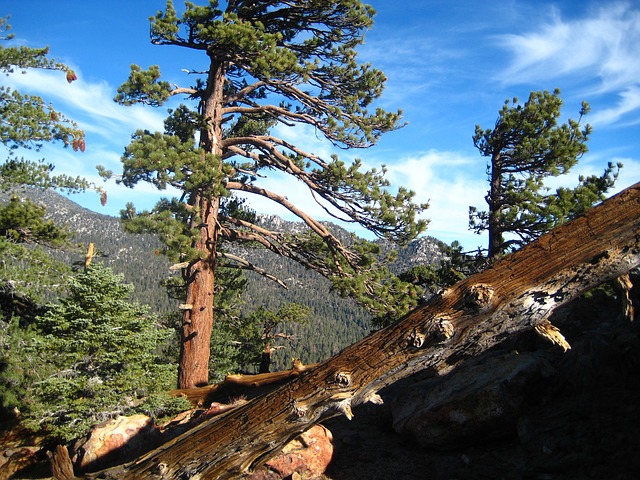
363 391 384 405
335 398 354 420
328 392 354 420
534 319 571 351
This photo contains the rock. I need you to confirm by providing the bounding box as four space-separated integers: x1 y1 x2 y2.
73 414 158 472
391 349 555 448
245 424 333 479
242 468 282 480
0 446 39 480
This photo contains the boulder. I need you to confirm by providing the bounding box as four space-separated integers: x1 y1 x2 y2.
73 414 158 472
245 424 334 479
0 446 39 480
391 349 556 448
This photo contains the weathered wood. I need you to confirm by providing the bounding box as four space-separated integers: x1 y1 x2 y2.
84 242 95 270
50 445 79 480
170 359 320 407
614 271 635 321
53 182 640 479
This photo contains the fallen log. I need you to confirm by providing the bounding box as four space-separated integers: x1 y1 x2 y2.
52 182 640 479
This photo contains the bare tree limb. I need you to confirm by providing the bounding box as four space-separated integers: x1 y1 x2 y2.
217 251 288 289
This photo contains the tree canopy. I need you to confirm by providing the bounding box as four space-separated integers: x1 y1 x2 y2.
105 0 428 387
0 16 92 192
470 89 620 258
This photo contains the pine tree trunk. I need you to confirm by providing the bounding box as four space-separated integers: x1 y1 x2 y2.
488 153 503 258
259 346 272 374
177 60 226 389
178 194 219 388
53 182 640 479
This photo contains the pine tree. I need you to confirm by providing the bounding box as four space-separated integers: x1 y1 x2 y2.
4 264 188 443
470 89 621 258
0 195 73 322
105 1 428 387
0 16 91 190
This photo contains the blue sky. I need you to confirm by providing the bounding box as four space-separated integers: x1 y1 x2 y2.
3 1 639 251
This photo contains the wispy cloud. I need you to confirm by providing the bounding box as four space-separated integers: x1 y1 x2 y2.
4 65 170 216
588 86 640 127
5 67 166 138
497 2 640 126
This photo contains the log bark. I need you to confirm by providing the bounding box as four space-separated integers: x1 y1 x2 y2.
50 445 77 480
53 182 640 479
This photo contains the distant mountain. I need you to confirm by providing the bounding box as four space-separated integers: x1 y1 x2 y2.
1 188 176 313
1 188 446 369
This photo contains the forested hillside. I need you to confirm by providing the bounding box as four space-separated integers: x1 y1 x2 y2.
0 189 446 370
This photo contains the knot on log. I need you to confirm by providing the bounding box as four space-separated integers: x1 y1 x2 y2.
291 401 308 420
333 372 351 388
434 318 455 341
462 283 494 313
152 462 168 476
407 329 427 348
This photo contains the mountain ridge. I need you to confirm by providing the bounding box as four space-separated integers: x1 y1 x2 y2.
1 188 446 368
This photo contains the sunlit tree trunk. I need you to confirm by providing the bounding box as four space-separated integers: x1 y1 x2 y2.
178 61 226 388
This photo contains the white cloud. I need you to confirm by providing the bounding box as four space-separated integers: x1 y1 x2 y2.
5 68 166 139
384 150 487 249
4 65 173 216
497 2 640 126
588 86 640 126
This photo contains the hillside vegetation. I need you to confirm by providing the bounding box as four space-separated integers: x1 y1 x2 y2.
1 189 445 370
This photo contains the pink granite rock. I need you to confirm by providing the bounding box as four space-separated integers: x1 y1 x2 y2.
264 424 333 478
73 414 158 472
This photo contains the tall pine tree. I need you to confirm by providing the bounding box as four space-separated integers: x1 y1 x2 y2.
105 1 428 387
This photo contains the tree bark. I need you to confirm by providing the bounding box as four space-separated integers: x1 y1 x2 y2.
177 60 226 389
54 182 640 479
487 152 504 258
178 194 219 389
